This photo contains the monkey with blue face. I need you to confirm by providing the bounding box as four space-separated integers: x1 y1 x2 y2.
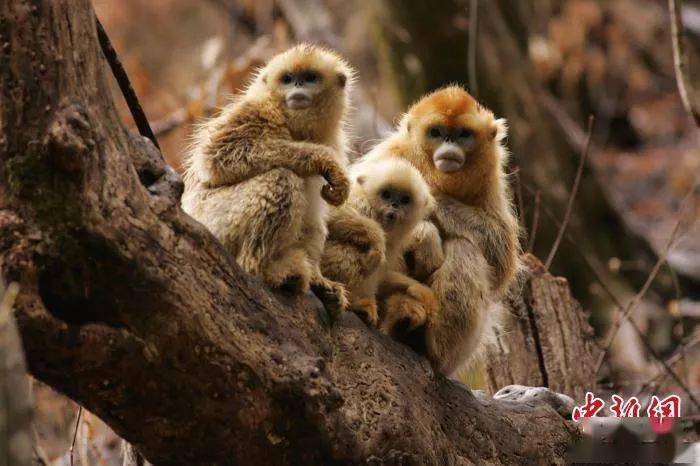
365 86 521 376
182 44 356 314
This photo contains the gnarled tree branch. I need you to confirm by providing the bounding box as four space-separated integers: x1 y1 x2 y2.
0 1 577 464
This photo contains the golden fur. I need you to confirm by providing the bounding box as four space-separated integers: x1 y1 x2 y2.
321 158 438 327
364 85 521 375
181 44 355 314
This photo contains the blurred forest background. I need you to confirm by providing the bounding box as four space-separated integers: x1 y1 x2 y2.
28 0 699 464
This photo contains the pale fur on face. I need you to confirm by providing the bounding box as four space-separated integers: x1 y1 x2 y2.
246 43 355 143
349 158 435 246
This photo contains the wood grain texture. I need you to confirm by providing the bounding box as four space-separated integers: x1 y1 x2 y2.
486 254 599 401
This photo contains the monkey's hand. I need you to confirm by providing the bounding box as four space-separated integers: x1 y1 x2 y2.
306 147 349 205
327 206 386 272
404 221 445 281
320 164 350 206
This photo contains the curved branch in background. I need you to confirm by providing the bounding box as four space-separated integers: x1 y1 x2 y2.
544 116 594 270
96 16 160 150
669 0 700 127
0 1 576 464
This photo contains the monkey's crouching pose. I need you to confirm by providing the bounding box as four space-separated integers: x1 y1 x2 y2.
322 158 439 328
321 204 386 324
182 44 354 314
366 86 520 375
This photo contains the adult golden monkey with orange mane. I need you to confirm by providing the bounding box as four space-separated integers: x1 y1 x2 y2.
365 86 520 376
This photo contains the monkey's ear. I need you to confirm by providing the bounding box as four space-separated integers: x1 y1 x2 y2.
356 175 366 185
337 73 347 88
491 118 508 142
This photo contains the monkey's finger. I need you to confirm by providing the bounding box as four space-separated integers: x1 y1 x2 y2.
322 184 347 206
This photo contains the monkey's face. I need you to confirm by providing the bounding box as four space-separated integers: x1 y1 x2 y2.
277 70 324 110
258 45 352 119
373 184 415 230
403 86 503 176
422 123 475 173
354 159 434 234
410 110 499 177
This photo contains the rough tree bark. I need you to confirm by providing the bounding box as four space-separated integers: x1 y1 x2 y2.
485 255 599 402
1 1 579 464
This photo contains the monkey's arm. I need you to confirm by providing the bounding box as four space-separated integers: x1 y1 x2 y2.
434 197 520 295
378 270 424 296
326 205 386 271
403 221 445 282
206 139 349 205
462 207 520 295
423 237 496 375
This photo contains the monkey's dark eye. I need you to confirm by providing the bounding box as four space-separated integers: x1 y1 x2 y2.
380 189 392 200
459 128 473 139
400 194 411 205
280 73 294 84
428 127 441 138
303 72 320 83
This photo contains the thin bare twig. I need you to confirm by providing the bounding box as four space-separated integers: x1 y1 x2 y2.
669 0 700 126
468 0 479 97
635 331 700 398
527 190 541 253
594 175 700 375
627 318 700 409
95 16 160 150
544 115 594 269
520 181 700 409
70 406 83 466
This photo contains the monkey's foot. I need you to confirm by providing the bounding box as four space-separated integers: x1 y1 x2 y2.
405 284 439 322
349 297 378 327
380 291 432 336
264 250 311 295
310 277 348 319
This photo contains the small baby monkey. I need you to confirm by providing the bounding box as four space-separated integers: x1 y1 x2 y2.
182 44 353 314
322 158 439 329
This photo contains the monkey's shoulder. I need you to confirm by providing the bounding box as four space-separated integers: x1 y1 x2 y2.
214 99 291 141
430 195 482 236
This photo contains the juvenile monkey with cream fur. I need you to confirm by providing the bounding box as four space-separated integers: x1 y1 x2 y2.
182 44 354 313
321 158 439 328
365 86 520 376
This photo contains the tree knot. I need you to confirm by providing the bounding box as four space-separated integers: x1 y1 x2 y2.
44 103 94 173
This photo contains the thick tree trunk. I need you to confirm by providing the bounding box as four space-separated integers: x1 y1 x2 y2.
1 1 580 464
485 255 599 402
